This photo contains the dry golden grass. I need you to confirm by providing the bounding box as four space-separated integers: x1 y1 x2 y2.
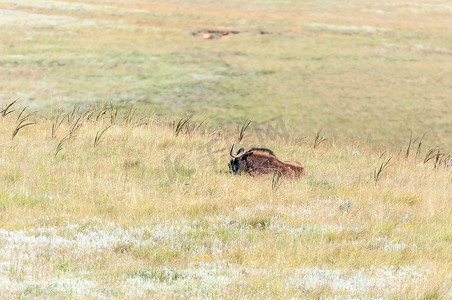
0 105 450 298
0 0 451 297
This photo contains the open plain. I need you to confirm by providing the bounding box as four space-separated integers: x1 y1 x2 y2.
0 0 451 298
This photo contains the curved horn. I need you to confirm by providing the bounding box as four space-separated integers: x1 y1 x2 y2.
230 144 246 158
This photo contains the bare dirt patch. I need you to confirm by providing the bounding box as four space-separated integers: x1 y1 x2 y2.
192 29 240 40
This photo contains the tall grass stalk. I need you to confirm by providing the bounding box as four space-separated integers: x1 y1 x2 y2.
405 131 413 158
12 107 36 140
55 135 71 157
415 133 426 158
51 112 65 139
94 126 111 147
313 129 327 149
0 100 17 117
424 147 440 164
237 118 252 142
174 116 204 137
373 152 392 186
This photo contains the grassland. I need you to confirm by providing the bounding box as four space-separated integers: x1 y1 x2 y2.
0 0 451 298
1 0 451 149
0 104 451 298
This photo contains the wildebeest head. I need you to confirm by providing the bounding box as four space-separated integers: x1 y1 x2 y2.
229 144 306 178
229 145 247 175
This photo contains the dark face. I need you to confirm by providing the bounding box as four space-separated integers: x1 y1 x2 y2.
229 158 244 174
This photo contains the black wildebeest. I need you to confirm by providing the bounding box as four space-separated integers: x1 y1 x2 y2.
229 145 306 178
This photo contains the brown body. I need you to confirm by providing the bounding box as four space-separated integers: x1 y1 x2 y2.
229 145 306 178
